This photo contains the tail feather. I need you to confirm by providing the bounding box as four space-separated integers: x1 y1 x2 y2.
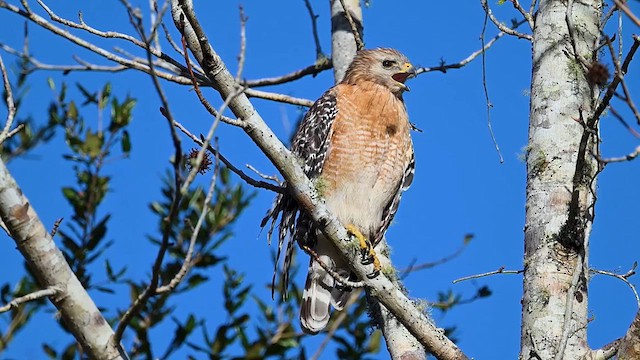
300 254 351 334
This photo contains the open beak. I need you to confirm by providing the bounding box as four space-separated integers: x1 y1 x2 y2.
392 62 416 91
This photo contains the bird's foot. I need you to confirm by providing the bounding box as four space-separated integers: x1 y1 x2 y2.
345 224 381 279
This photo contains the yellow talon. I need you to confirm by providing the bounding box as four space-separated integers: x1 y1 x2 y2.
346 224 381 278
346 224 368 250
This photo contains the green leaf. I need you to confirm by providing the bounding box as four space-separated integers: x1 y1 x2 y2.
42 343 57 358
67 101 78 121
99 83 111 110
366 330 381 353
121 130 131 154
82 130 104 158
47 78 55 90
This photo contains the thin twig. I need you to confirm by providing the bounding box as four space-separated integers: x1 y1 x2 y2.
480 9 504 163
179 85 242 195
156 144 221 294
590 262 639 308
400 235 472 277
0 287 60 313
604 36 640 126
599 143 640 163
614 0 640 27
243 59 332 87
509 0 534 29
592 35 640 123
246 164 281 184
178 20 244 127
114 17 184 343
453 266 524 284
338 0 364 50
174 121 285 193
235 5 247 82
480 0 532 40
0 55 17 145
416 20 527 75
245 88 314 107
303 0 325 60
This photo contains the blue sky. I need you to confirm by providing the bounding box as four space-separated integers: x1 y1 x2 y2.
1 1 640 359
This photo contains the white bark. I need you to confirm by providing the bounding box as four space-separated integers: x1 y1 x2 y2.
0 158 128 359
521 0 601 359
329 0 362 82
172 1 466 358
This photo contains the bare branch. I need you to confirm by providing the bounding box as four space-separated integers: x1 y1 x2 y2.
246 164 281 184
509 0 534 29
338 0 364 50
245 88 314 107
590 262 640 308
480 0 532 40
453 266 524 284
156 147 220 294
400 234 472 276
0 54 17 145
0 158 128 358
614 0 640 27
592 35 640 123
480 11 504 163
303 0 325 60
174 121 285 193
180 84 242 195
235 5 247 82
0 287 60 313
243 59 332 88
114 17 184 344
599 142 640 163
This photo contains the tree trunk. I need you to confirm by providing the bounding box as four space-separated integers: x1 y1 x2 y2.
0 159 128 360
521 0 601 359
329 0 362 82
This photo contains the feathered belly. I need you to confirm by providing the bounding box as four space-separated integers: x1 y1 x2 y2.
322 155 404 239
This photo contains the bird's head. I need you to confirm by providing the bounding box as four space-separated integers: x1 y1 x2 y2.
342 48 416 95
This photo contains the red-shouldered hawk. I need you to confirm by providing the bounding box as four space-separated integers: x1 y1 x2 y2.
262 48 416 334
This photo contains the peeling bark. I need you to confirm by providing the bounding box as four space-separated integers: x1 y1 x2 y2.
0 158 128 359
521 0 601 359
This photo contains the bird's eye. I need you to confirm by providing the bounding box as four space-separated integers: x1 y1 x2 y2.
382 60 395 68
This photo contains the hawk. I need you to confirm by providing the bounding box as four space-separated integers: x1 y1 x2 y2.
263 48 416 334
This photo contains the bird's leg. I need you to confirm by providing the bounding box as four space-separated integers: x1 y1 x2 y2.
345 224 381 279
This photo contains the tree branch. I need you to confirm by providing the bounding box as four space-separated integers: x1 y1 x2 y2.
0 158 128 359
0 287 60 313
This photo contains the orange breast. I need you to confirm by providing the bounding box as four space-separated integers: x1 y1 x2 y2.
320 82 413 235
